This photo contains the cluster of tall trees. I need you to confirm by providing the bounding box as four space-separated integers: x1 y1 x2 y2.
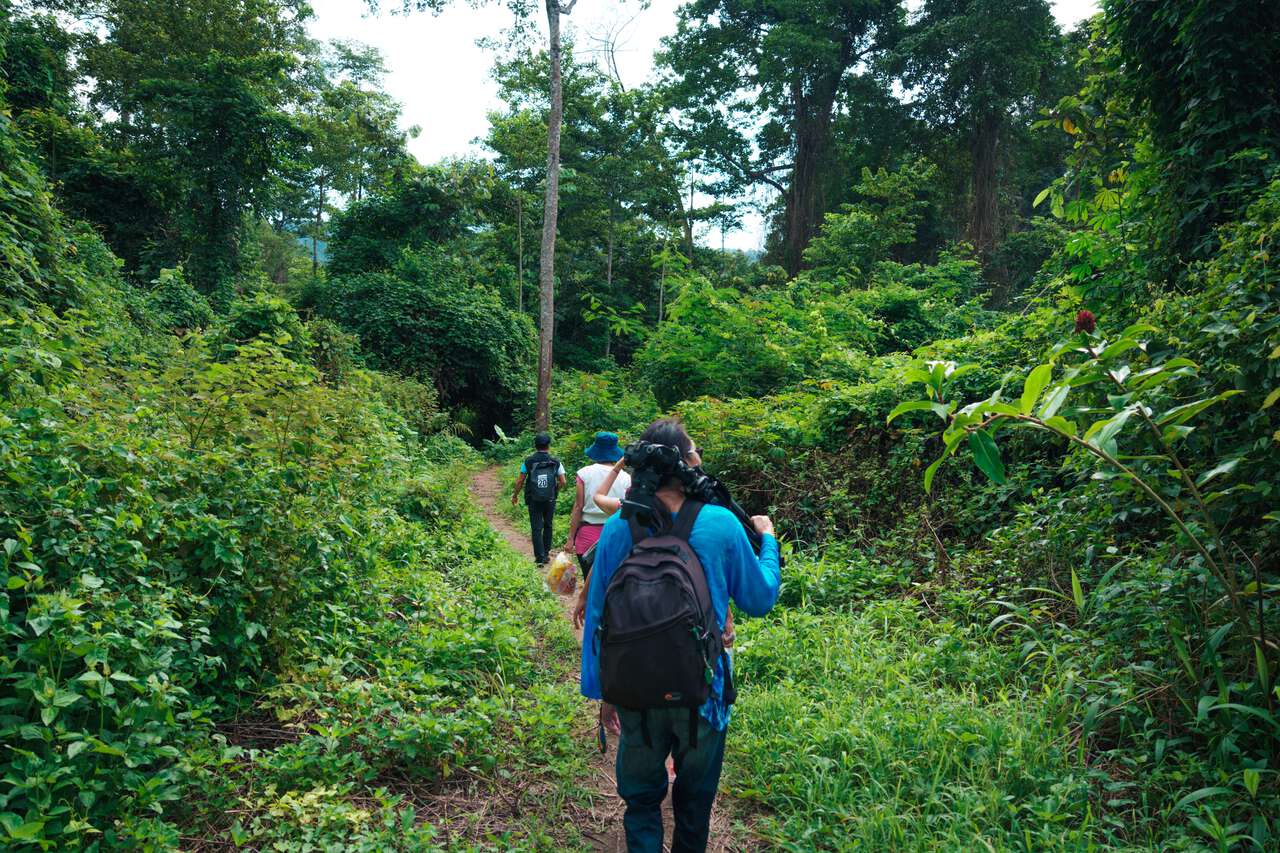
2 0 416 305
5 0 1089 429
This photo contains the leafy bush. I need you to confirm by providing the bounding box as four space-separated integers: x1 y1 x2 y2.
326 163 498 278
216 291 311 361
147 265 214 331
318 249 535 430
363 369 444 437
800 158 941 283
306 316 361 383
635 272 874 407
0 295 586 848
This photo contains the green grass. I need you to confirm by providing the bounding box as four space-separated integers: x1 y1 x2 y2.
723 564 1102 851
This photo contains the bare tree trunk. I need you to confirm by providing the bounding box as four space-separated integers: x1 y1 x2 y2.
604 219 614 359
969 111 1001 255
779 40 849 276
782 96 834 275
516 196 524 313
313 173 324 277
658 246 667 323
536 0 576 431
685 172 695 260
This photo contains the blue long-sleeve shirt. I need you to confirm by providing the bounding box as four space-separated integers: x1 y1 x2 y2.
580 503 781 730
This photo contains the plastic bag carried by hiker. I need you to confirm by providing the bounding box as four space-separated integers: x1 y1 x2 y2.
546 551 577 594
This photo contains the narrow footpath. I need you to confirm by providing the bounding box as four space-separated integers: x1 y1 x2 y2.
467 467 744 853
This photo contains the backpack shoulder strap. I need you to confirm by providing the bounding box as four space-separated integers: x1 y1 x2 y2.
669 500 704 543
626 515 646 546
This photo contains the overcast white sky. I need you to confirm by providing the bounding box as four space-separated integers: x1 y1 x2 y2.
307 0 1100 250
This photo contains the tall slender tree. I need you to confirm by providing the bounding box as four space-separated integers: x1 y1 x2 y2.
534 0 579 429
382 0 581 429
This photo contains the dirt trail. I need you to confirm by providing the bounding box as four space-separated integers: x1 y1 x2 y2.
467 467 743 853
469 466 628 852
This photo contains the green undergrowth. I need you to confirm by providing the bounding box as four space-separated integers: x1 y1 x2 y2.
177 502 594 851
727 584 1095 851
0 306 594 850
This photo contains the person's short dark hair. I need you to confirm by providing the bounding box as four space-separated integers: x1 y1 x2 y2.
639 418 692 456
534 431 552 450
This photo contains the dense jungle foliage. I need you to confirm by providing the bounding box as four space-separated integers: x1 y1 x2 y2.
3 0 1279 849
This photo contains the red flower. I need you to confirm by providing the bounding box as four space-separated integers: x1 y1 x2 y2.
1074 309 1096 334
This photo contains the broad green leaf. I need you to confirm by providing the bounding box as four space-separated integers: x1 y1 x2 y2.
887 400 938 424
1157 391 1243 426
923 455 945 494
67 740 89 760
52 689 81 708
1172 786 1233 812
903 365 931 386
982 401 1021 417
1020 364 1052 414
1263 387 1280 410
1070 568 1084 613
7 821 46 841
1033 186 1051 208
1244 767 1261 798
1099 338 1139 360
1120 322 1158 338
1086 407 1133 450
1196 457 1241 487
968 430 1005 484
1038 385 1070 419
926 361 950 396
1042 416 1077 436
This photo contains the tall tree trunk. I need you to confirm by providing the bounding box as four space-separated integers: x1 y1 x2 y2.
516 196 524 313
313 173 325 277
604 219 614 359
969 111 1001 255
536 0 574 431
780 36 850 276
782 92 836 275
658 246 667 323
685 172 695 260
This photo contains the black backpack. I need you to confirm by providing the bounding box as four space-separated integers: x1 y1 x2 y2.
596 501 734 747
524 453 560 503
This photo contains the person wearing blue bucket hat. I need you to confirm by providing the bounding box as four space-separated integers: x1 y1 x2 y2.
564 432 631 573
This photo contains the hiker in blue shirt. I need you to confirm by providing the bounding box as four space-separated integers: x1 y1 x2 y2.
580 418 781 853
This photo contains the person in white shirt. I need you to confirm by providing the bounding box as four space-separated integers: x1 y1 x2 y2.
565 432 631 558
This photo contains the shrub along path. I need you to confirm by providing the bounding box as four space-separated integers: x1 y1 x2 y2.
468 467 748 852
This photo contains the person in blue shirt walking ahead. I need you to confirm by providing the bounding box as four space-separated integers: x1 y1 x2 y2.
580 418 781 853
